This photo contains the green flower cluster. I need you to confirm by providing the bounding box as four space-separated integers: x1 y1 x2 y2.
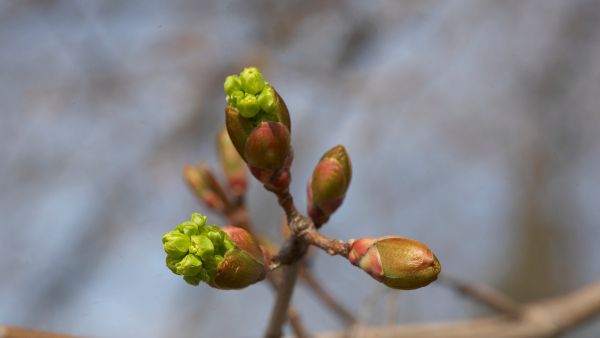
162 213 236 286
224 67 278 122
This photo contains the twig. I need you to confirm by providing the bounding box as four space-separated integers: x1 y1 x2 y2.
309 279 600 338
438 275 523 318
300 267 357 324
265 262 301 338
0 325 78 338
222 200 309 337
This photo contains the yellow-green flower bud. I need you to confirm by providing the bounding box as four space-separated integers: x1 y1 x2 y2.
224 75 242 96
162 231 190 259
348 236 441 290
190 235 214 260
257 84 277 114
227 90 245 105
238 94 260 118
239 67 265 95
176 254 203 276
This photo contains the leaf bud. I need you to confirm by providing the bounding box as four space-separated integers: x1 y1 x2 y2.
348 236 441 290
183 163 230 212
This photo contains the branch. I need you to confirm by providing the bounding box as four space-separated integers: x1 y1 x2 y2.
310 280 600 338
265 262 301 338
0 325 77 338
300 265 357 324
438 275 523 318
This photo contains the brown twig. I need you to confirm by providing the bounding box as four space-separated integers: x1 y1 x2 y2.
439 275 523 318
0 325 78 338
221 198 309 338
265 262 301 338
300 266 357 324
309 280 600 338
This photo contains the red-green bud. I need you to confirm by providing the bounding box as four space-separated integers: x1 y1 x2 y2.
217 128 247 197
162 213 267 289
183 163 230 212
307 145 352 225
348 237 441 290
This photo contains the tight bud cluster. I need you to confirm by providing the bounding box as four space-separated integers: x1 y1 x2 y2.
162 213 266 289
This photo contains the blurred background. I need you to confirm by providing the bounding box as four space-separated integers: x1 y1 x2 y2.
1 0 600 337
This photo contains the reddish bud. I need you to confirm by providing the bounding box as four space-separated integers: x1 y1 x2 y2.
348 236 441 290
307 145 352 225
183 164 230 212
210 226 267 290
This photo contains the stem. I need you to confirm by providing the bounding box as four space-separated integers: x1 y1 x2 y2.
301 266 357 324
439 275 523 318
264 262 301 338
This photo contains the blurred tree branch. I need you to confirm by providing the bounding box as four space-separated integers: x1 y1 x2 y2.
312 279 600 338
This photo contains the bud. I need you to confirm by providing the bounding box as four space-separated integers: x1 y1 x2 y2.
162 213 267 289
224 67 292 191
217 128 247 197
224 75 242 96
244 122 291 170
307 145 352 225
183 163 230 212
348 236 441 290
238 94 260 118
239 67 265 95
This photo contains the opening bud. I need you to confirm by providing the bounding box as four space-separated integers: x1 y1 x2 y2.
224 67 293 191
307 145 352 225
162 213 267 289
348 236 441 290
